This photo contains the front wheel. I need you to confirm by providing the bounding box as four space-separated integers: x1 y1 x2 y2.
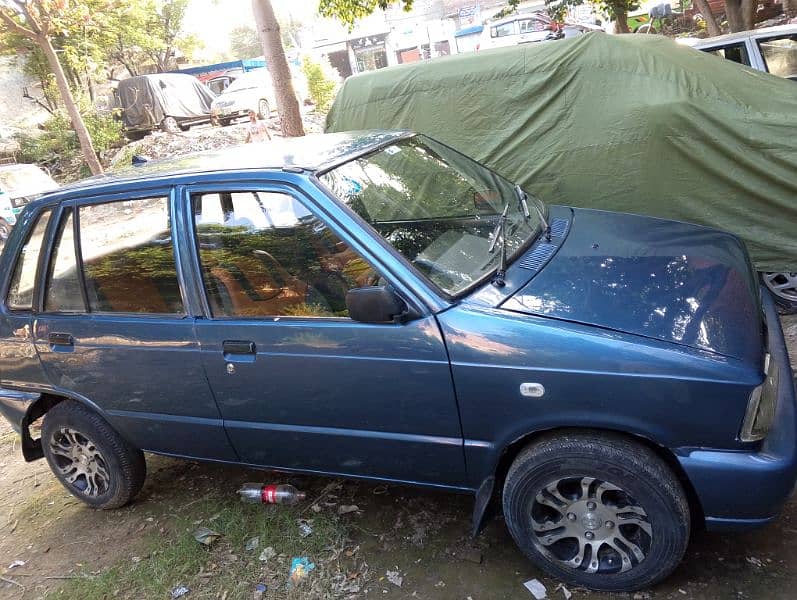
161 116 181 133
503 431 690 592
42 401 146 509
762 272 797 312
257 99 270 119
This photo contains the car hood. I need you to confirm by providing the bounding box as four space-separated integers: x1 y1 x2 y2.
502 208 763 364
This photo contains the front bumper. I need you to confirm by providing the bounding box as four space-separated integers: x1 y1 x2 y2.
677 288 797 531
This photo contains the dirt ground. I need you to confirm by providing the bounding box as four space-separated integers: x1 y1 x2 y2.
1 314 796 600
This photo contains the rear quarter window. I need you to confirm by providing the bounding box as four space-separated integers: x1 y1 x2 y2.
6 209 51 310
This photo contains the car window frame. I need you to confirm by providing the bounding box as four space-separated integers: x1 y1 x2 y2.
35 189 190 319
179 180 422 323
2 205 54 315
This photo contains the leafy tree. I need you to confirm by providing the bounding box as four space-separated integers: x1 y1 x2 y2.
318 0 414 30
0 0 103 174
251 0 304 137
229 25 261 58
301 55 338 112
546 0 639 32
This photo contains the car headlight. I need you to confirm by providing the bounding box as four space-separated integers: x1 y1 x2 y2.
740 353 779 442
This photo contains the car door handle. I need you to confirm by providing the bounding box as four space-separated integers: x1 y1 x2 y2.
222 340 256 355
49 332 74 351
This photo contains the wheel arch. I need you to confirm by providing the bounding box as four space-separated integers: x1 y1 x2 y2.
472 426 705 537
19 389 112 462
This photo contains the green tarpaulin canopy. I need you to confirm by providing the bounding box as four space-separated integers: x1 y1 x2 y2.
326 33 797 272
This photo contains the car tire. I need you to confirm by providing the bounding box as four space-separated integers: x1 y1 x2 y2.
0 219 10 241
502 431 690 592
219 117 232 127
762 272 797 313
161 116 181 134
42 401 146 510
258 99 270 119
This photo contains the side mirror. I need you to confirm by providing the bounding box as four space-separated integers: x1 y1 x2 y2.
346 286 411 324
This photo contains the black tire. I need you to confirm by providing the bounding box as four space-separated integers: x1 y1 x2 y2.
761 272 797 313
219 117 233 127
503 431 690 592
42 401 146 509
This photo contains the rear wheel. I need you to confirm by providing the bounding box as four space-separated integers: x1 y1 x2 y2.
42 401 146 509
503 431 690 592
762 272 797 312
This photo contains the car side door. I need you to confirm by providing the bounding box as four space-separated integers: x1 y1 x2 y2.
31 190 235 461
183 182 467 488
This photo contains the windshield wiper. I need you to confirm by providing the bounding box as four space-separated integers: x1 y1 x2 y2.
515 184 550 241
488 203 509 288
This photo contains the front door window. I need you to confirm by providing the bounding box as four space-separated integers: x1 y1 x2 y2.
192 191 378 318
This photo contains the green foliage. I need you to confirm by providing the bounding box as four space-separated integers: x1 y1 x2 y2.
301 55 339 112
545 0 640 24
229 25 262 59
318 0 414 29
15 108 123 174
492 0 522 20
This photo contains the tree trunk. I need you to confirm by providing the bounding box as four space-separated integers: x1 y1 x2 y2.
785 0 797 20
693 0 721 36
725 0 745 32
614 10 630 33
39 35 102 175
741 0 755 29
252 0 304 137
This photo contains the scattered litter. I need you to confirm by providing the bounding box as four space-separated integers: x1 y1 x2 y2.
338 504 360 515
747 556 765 568
632 593 651 600
193 526 221 546
245 537 259 552
288 557 315 587
524 578 548 599
311 504 322 513
259 546 276 562
238 483 306 505
171 585 190 599
434 580 446 587
8 520 18 534
7 560 25 569
386 570 403 587
131 556 142 563
297 519 313 538
253 583 267 599
555 583 572 599
678 590 687 595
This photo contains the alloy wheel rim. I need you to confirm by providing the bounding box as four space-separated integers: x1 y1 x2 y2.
763 272 797 302
530 476 652 574
48 427 110 497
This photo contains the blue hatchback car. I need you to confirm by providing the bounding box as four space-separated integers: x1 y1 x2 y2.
0 131 793 591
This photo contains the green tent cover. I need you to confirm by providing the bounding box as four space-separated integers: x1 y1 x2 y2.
326 33 797 272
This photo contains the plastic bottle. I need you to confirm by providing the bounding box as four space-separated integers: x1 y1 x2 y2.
237 483 307 505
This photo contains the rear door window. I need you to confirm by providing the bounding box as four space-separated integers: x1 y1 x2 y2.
757 35 797 79
6 209 51 310
44 209 84 313
79 197 184 314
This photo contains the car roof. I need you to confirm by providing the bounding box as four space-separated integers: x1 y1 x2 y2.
685 24 797 47
53 130 412 197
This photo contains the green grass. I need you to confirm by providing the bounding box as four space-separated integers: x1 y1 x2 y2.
49 493 348 600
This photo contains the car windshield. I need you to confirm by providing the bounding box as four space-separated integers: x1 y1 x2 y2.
319 135 543 296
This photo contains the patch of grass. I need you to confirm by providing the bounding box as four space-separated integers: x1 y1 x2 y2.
49 492 349 600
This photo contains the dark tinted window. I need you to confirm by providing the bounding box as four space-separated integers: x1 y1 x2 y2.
79 198 183 314
44 210 84 312
192 191 377 318
6 209 51 310
706 43 750 66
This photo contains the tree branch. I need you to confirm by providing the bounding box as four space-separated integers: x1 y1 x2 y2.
0 8 36 39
